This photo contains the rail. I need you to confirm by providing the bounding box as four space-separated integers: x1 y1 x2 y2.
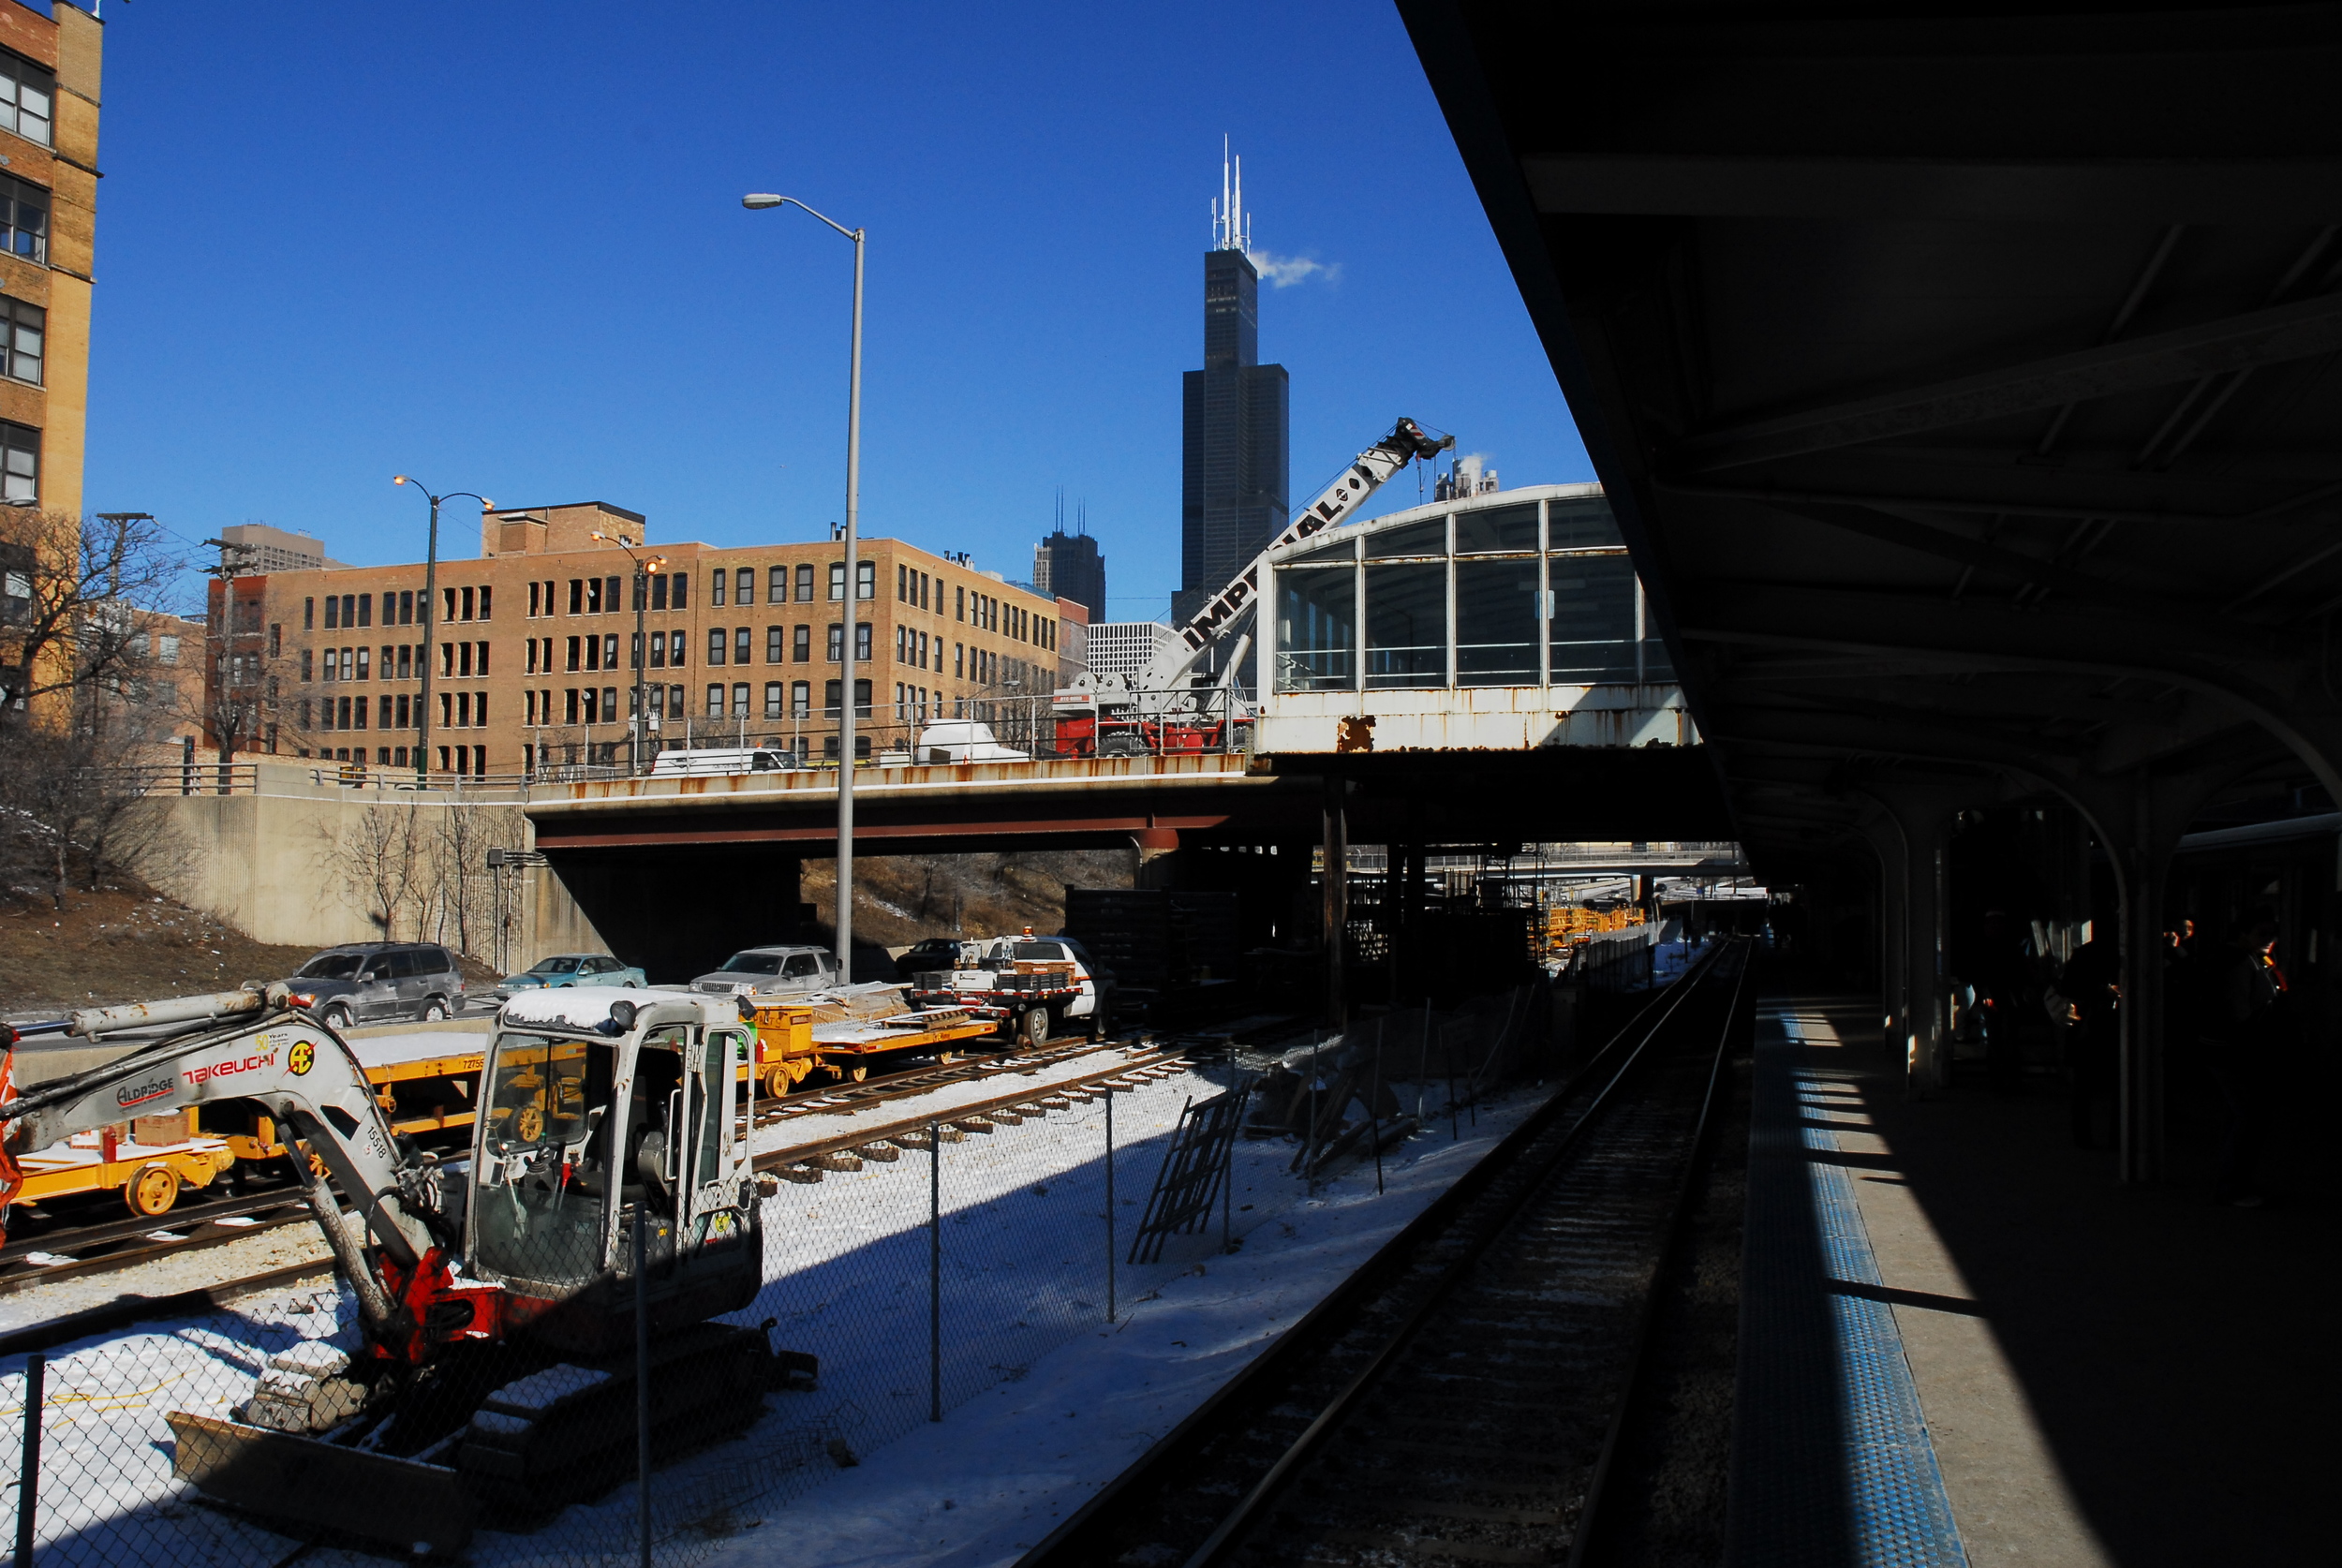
1014 940 1748 1568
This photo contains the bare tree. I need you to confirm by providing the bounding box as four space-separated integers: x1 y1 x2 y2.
425 799 524 957
0 510 185 729
319 806 423 939
0 721 185 909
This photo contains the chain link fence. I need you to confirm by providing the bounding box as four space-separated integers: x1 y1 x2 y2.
1 1061 1234 1568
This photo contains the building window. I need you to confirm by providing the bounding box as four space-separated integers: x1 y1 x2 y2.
711 569 727 607
857 562 875 600
826 624 843 662
356 647 371 680
650 573 668 612
855 622 872 662
828 562 848 600
668 629 686 667
768 566 787 603
0 52 55 148
791 680 810 717
731 681 750 717
794 563 814 602
0 174 46 263
1 420 39 505
766 626 784 663
706 683 725 717
956 642 964 677
735 567 754 605
763 681 784 719
708 627 726 666
668 683 685 716
792 625 810 662
600 633 615 671
734 626 751 665
568 579 584 614
0 295 41 386
955 584 965 622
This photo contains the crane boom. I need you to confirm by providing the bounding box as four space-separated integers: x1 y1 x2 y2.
1167 416 1454 673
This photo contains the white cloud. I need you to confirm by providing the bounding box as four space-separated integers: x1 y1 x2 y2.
1252 250 1342 288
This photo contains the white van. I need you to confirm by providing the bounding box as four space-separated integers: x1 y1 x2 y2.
913 720 1029 763
648 747 800 777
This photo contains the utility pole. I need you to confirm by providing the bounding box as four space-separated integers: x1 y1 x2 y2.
392 479 493 786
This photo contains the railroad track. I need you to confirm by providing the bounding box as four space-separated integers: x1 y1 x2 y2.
1018 942 1752 1568
0 1184 317 1293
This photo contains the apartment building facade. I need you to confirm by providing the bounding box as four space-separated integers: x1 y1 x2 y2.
209 502 1074 775
0 1 96 525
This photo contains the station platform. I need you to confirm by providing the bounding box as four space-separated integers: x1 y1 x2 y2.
1730 996 2330 1568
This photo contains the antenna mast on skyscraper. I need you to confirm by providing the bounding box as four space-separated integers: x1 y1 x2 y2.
1211 136 1251 256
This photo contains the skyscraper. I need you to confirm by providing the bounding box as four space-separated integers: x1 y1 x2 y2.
1033 496 1106 624
1174 145 1288 626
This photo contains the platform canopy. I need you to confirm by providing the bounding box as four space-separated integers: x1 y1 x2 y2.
1401 1 2342 874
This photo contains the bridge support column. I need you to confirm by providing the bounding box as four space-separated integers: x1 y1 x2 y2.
1324 776 1348 1028
1133 827 1180 891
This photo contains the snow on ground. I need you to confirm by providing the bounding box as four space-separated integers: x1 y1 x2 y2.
701 1079 1548 1568
0 1055 1549 1568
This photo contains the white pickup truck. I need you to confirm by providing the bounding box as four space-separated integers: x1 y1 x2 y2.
906 933 1114 1045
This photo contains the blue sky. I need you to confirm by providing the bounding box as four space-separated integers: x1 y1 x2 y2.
79 0 1588 621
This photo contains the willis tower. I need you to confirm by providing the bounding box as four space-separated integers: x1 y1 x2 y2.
1174 146 1289 627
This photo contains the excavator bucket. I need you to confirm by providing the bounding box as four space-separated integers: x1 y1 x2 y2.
164 1413 476 1558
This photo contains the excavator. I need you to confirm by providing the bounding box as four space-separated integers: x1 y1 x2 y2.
1053 416 1454 757
0 982 807 1555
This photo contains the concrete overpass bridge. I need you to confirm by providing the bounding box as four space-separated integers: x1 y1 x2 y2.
521 488 1727 978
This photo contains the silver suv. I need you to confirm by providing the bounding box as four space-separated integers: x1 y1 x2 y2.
690 944 838 999
290 942 466 1029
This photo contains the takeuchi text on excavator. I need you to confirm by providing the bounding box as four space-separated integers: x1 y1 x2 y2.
1052 416 1454 759
0 982 811 1556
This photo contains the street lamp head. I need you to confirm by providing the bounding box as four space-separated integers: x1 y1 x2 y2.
393 475 410 486
742 193 786 210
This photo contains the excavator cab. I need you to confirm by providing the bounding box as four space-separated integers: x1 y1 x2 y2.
467 995 763 1352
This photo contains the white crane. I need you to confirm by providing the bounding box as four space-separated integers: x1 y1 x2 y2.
1056 417 1453 757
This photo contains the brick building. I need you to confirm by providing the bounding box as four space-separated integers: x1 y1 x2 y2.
0 1 97 525
208 501 1080 775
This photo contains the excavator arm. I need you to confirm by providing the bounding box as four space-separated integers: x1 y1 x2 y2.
0 985 453 1351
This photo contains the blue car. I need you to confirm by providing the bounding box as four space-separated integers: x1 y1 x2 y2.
495 953 646 1000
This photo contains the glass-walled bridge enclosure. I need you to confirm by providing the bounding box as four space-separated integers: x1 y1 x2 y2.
1256 484 1694 751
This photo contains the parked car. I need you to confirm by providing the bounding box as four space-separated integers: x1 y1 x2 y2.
897 936 971 974
690 944 840 999
648 747 801 777
494 953 645 1000
289 942 466 1030
913 720 1029 763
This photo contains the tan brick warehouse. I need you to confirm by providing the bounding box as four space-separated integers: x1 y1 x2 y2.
207 500 1089 775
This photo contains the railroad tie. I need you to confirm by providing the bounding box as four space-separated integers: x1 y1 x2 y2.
1037 1096 1071 1111
987 1110 1024 1126
778 1165 825 1185
950 1117 995 1135
1013 1103 1047 1118
856 1142 901 1162
808 1151 864 1172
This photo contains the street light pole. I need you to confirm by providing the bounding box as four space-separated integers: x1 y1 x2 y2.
392 478 492 787
595 532 668 775
744 192 864 982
